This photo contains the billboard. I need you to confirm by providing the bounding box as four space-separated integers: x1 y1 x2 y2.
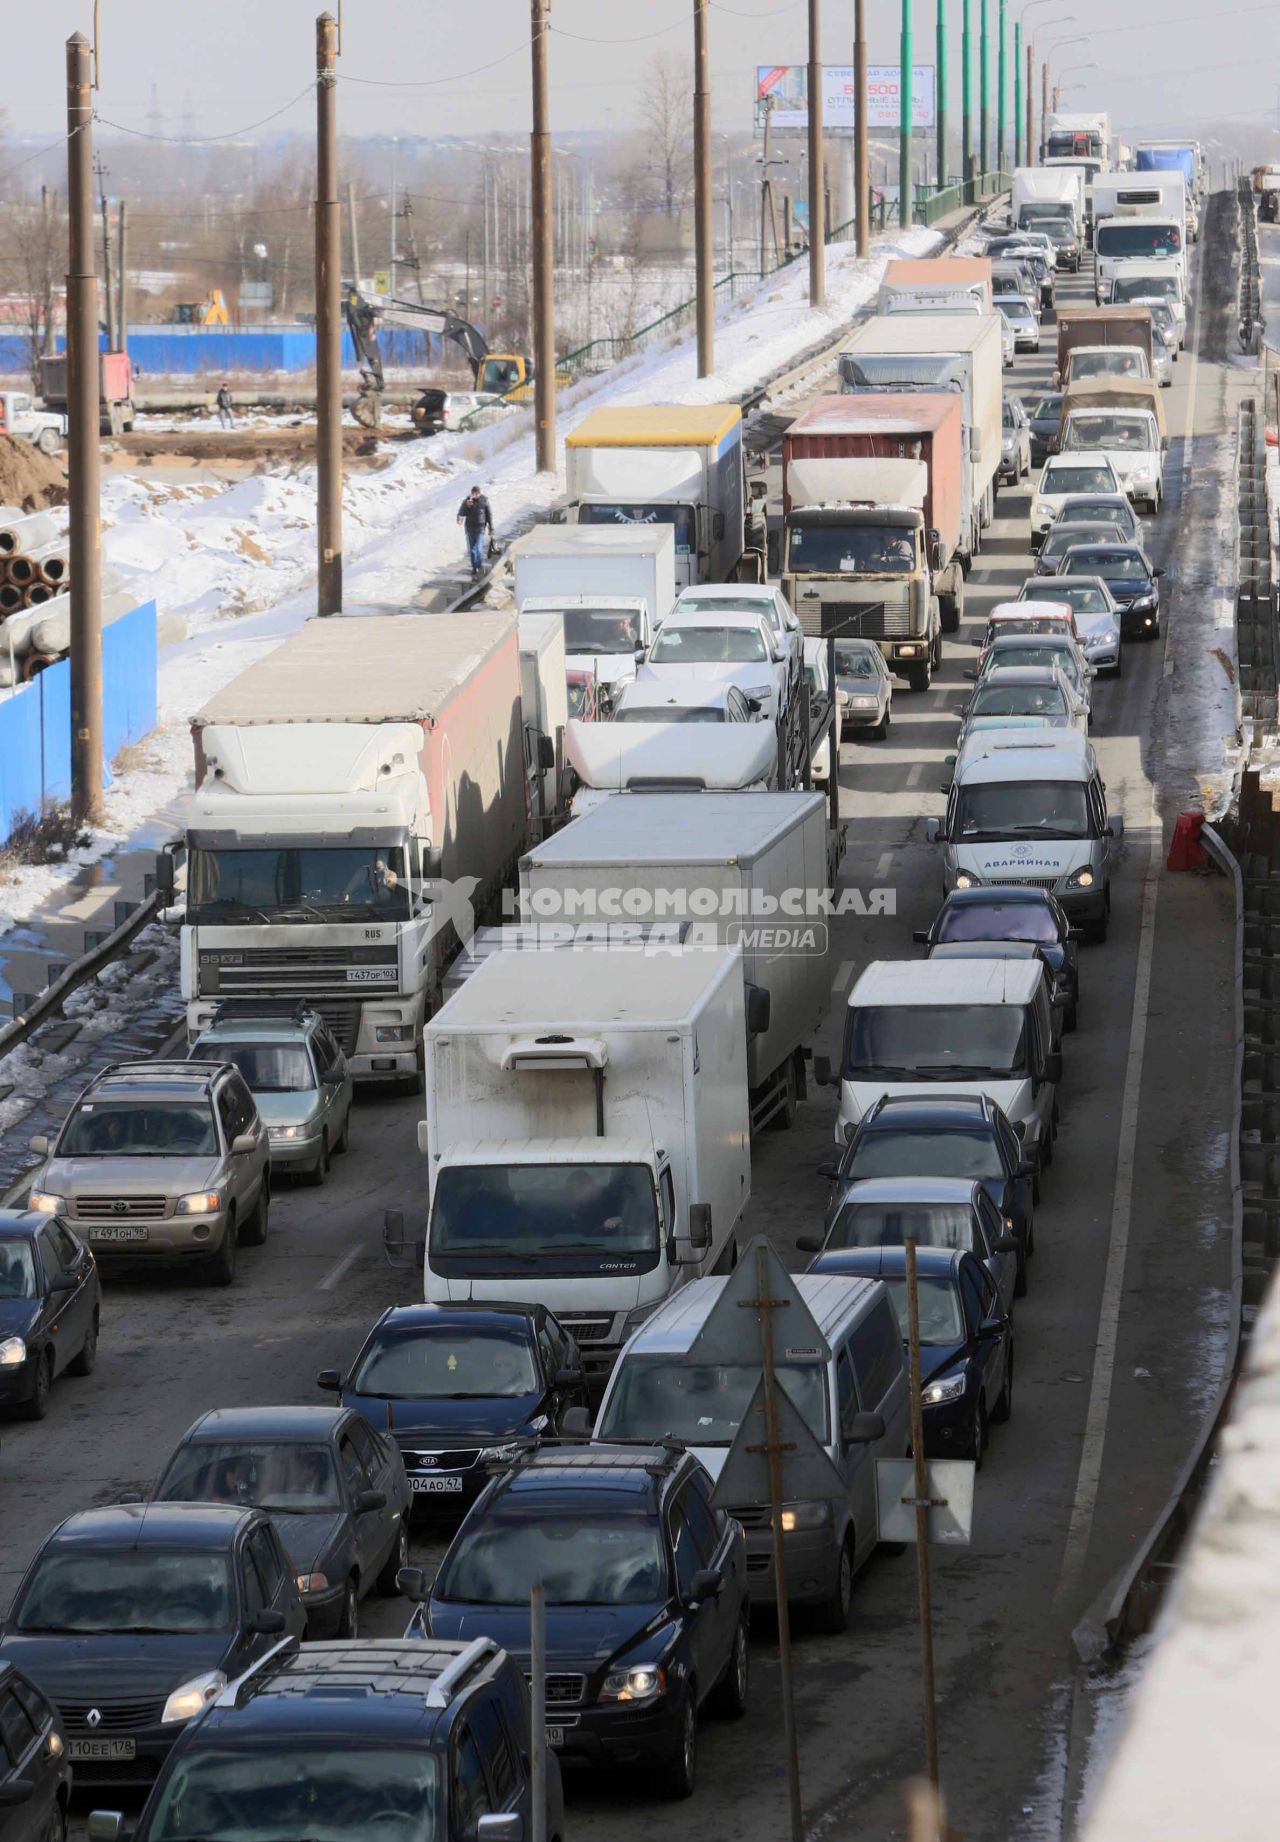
756 64 936 133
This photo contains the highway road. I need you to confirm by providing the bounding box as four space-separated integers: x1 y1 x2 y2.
0 201 1243 1842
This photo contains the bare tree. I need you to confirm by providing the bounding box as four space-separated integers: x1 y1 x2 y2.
639 53 693 218
4 191 67 388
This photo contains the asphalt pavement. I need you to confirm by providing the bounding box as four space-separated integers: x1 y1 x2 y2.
0 210 1242 1842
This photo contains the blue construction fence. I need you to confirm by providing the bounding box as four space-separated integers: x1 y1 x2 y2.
0 325 464 378
0 600 157 844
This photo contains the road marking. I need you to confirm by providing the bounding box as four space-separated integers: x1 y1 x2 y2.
906 762 923 787
318 1246 362 1292
874 850 895 880
830 960 855 994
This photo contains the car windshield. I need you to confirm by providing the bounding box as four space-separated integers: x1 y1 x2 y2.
1043 466 1115 493
985 618 1069 643
187 845 410 924
846 1005 1027 1077
649 624 767 664
562 607 641 655
834 643 882 678
827 1203 978 1253
351 1327 539 1400
677 596 776 623
430 1162 660 1275
1065 415 1152 449
58 1100 218 1157
15 1551 232 1634
938 902 1058 944
0 1238 37 1298
1096 223 1181 259
787 524 916 574
955 781 1091 840
1113 274 1179 303
577 502 695 556
143 1747 439 1842
880 1276 966 1343
437 1513 668 1607
613 705 727 724
1068 352 1145 380
1032 396 1062 421
996 300 1033 324
598 1357 830 1447
849 1127 1005 1182
156 1441 341 1513
1037 585 1108 616
1058 500 1131 528
971 683 1068 718
1043 526 1114 559
1067 549 1148 579
189 1042 314 1093
988 644 1079 680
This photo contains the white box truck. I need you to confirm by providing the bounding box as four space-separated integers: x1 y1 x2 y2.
417 944 752 1377
1012 166 1085 242
180 611 528 1085
837 313 1004 562
512 524 677 700
520 790 831 1130
517 611 568 834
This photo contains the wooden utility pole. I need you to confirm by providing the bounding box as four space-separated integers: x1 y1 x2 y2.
854 0 869 254
807 0 825 302
531 0 555 473
116 199 128 355
315 11 342 615
67 32 102 826
693 0 713 376
346 178 362 284
1039 59 1048 160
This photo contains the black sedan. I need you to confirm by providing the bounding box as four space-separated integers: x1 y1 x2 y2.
324 1301 588 1516
0 1212 100 1420
0 1504 305 1787
1060 542 1163 639
810 1247 1013 1469
152 1405 411 1641
1027 392 1063 465
1033 520 1128 576
819 1090 1037 1269
0 1660 70 1842
406 1443 748 1798
915 884 1080 1030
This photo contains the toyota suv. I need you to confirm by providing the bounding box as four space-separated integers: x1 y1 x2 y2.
29 1061 271 1287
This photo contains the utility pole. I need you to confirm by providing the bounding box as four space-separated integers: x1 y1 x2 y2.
315 11 342 616
935 0 947 190
997 0 1006 175
1013 21 1022 165
808 0 825 301
403 195 425 304
694 0 713 376
530 0 555 473
979 0 989 174
899 0 912 227
904 1238 940 1787
97 162 114 350
1040 59 1047 158
854 0 869 255
961 0 972 194
67 32 102 827
346 179 362 285
116 199 128 355
1025 39 1034 167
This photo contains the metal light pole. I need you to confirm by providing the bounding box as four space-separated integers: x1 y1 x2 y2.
66 31 102 826
855 0 870 253
1040 33 1086 145
808 0 825 303
694 0 713 375
996 0 1006 177
899 0 913 227
530 0 555 473
935 0 947 191
979 0 989 176
315 11 342 617
1017 0 1056 166
961 0 972 192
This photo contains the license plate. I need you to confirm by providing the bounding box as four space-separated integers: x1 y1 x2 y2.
345 969 396 984
411 1475 463 1494
546 1727 565 1749
69 1738 136 1762
86 1226 149 1243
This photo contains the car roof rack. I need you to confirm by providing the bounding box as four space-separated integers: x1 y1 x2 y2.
512 1438 686 1480
92 1060 219 1084
220 1635 302 1708
425 1638 500 1709
217 1637 504 1715
207 999 317 1027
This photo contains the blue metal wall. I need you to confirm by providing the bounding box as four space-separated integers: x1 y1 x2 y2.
0 600 158 842
3 326 468 378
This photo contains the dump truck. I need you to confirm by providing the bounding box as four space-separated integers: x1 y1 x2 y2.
1056 307 1154 384
38 350 134 436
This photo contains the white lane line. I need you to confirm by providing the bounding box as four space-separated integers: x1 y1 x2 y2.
830 960 855 994
318 1246 362 1292
1054 799 1163 1608
874 850 895 881
905 762 923 787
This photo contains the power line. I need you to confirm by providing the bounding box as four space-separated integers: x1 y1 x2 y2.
93 84 315 146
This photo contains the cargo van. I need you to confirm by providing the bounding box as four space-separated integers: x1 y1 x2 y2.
817 957 1062 1167
924 729 1121 939
593 1272 909 1630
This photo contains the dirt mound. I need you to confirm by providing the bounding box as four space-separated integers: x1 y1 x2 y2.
0 435 68 511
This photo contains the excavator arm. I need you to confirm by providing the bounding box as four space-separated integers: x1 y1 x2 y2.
343 286 490 427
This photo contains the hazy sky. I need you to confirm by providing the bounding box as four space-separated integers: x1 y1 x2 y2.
4 0 1277 149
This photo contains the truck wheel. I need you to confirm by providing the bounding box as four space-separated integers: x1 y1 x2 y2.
930 629 943 671
36 428 62 456
907 663 931 693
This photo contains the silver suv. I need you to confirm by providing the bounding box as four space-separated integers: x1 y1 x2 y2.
29 1061 271 1286
189 1004 353 1186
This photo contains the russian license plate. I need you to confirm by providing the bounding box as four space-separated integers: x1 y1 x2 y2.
411 1474 463 1494
546 1727 565 1749
87 1226 149 1243
69 1738 136 1762
345 968 396 984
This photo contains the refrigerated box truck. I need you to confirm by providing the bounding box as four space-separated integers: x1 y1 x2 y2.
512 524 676 700
181 611 527 1084
877 257 993 316
418 943 752 1377
517 610 568 833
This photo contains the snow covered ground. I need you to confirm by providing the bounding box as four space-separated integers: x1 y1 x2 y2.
0 223 940 937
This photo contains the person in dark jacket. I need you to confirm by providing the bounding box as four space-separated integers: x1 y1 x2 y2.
215 382 235 429
458 485 493 575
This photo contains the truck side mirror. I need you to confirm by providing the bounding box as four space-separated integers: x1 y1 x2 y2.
154 850 176 902
537 733 556 771
745 985 772 1035
416 1122 430 1155
812 1054 832 1088
688 1203 712 1251
844 1411 886 1446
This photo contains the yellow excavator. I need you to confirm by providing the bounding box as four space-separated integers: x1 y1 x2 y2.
343 286 538 432
172 290 230 326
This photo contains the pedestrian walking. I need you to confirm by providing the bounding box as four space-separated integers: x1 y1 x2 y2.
457 484 494 577
215 381 235 430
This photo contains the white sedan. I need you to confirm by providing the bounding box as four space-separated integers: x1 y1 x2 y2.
667 582 803 700
640 610 789 722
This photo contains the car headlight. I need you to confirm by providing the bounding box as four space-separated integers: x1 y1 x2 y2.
599 1665 666 1704
161 1670 227 1725
479 1441 522 1464
268 1125 308 1141
28 1190 65 1215
922 1372 967 1406
375 1025 414 1043
1131 592 1156 610
1064 865 1095 889
852 695 879 709
0 1336 26 1367
779 1500 833 1532
954 871 980 890
297 1572 330 1595
175 1191 222 1215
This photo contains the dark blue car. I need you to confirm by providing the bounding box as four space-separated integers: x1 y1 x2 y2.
0 1212 101 1420
404 1444 749 1799
809 1247 1013 1468
1059 541 1162 639
916 884 1080 1031
324 1303 588 1516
